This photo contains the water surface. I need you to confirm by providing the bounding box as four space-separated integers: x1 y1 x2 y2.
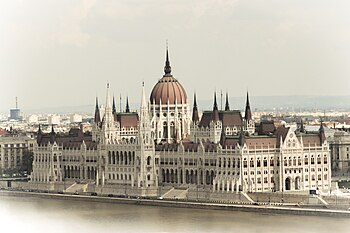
0 196 349 233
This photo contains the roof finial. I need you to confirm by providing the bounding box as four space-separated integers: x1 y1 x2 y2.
245 91 252 121
213 91 218 111
225 92 230 111
51 124 55 135
192 92 199 123
213 92 219 122
125 96 130 113
94 97 101 124
164 41 172 75
112 96 117 114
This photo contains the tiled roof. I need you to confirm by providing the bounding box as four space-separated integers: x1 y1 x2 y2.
37 128 97 150
198 110 243 128
116 112 138 129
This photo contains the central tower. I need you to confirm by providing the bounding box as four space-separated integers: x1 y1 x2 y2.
149 48 191 143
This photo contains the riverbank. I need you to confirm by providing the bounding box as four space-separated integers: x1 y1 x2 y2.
1 190 349 218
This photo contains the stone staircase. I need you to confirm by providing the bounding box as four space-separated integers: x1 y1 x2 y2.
65 182 88 193
241 192 255 203
162 187 189 199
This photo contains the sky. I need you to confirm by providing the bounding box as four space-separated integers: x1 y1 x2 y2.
1 0 350 113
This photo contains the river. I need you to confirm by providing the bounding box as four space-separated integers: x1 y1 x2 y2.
0 196 349 233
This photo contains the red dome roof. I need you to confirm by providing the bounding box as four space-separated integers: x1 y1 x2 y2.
150 75 187 105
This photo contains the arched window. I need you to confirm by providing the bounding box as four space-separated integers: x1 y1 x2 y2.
147 156 152 166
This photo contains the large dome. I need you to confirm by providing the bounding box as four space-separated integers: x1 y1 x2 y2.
150 75 187 105
149 48 187 105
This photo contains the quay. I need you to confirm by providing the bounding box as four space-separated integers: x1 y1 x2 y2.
1 189 350 218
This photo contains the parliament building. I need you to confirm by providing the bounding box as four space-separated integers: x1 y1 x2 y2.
30 49 331 197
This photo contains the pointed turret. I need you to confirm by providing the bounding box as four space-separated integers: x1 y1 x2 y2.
112 96 117 121
37 124 43 144
38 124 42 135
112 96 117 114
139 82 152 143
244 91 252 121
50 124 55 135
125 96 130 113
239 126 246 146
102 83 114 127
225 92 230 111
213 92 219 122
192 93 199 123
94 97 101 124
164 46 172 76
141 82 148 112
319 120 326 143
300 118 305 133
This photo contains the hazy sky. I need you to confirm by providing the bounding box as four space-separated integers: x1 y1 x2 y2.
1 0 350 113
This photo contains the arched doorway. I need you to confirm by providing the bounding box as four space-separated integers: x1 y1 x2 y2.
285 177 291 191
295 177 300 190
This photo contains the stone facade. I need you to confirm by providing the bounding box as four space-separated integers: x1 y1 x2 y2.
329 131 350 177
30 49 332 195
0 135 35 172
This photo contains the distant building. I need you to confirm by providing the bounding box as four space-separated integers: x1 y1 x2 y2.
9 97 22 121
27 115 39 124
70 114 82 123
48 115 60 125
0 135 35 173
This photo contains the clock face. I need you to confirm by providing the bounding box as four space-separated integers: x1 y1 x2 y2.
289 133 293 138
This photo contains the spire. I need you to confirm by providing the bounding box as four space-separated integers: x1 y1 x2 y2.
213 92 219 122
37 124 43 145
103 82 114 127
213 92 218 111
112 96 117 121
94 97 101 124
50 124 55 135
112 96 116 114
300 118 305 133
141 82 147 109
244 91 252 121
319 119 326 143
192 92 199 123
106 83 111 109
239 126 246 146
225 92 230 111
164 43 172 75
38 124 42 135
125 96 130 113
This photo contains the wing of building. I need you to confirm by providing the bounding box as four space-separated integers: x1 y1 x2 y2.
30 48 332 196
